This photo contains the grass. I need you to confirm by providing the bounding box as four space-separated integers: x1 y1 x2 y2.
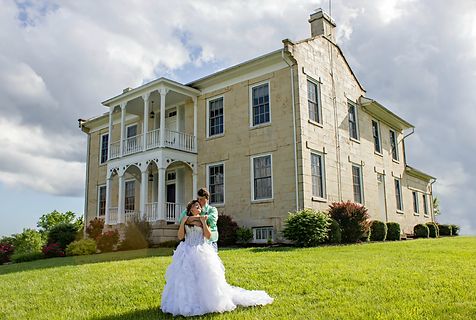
1 237 475 320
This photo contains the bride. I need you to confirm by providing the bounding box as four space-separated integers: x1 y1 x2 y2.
160 199 273 317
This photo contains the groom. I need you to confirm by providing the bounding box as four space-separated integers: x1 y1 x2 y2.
178 188 219 251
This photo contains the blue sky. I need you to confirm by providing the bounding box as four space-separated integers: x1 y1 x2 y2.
1 0 476 237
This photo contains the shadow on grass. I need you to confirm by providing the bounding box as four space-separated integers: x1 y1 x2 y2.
92 307 227 320
0 247 174 276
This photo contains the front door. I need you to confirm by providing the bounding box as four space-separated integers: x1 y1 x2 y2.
166 183 176 203
377 174 387 221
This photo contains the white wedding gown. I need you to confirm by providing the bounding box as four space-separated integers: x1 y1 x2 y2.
160 225 273 317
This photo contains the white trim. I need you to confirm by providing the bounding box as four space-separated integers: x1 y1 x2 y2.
351 163 364 204
348 100 360 140
97 184 106 217
394 177 404 211
422 193 429 216
372 119 382 155
307 78 323 124
206 95 225 138
389 129 399 161
310 151 326 199
250 153 274 201
249 80 271 128
99 132 109 165
412 190 420 215
206 161 225 206
125 122 138 137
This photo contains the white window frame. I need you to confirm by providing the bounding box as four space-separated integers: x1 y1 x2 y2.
252 226 274 243
351 164 364 204
125 123 138 138
390 129 399 161
311 151 326 199
206 162 225 206
394 178 404 212
97 184 106 217
249 80 271 128
423 194 429 216
372 119 382 155
99 133 109 164
307 78 322 124
206 95 225 138
124 179 135 211
412 191 420 215
250 153 273 201
348 101 360 141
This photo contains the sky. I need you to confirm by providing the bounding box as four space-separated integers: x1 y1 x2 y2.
0 0 475 237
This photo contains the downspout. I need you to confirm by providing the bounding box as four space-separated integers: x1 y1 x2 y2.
80 122 90 239
281 47 300 211
401 127 415 165
429 177 437 223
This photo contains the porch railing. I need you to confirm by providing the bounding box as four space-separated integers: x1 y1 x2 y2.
123 134 143 156
110 141 121 159
108 207 118 224
146 129 161 150
144 202 158 222
166 202 184 223
125 209 139 222
164 129 195 153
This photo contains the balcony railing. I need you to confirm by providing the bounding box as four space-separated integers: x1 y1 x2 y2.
123 134 143 156
110 142 121 160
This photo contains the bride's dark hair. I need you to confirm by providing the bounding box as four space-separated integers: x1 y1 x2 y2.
186 199 201 216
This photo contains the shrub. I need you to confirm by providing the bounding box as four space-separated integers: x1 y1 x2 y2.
66 239 97 256
0 243 15 264
327 218 342 244
118 217 152 250
414 224 429 238
438 224 452 236
328 201 371 243
425 222 439 238
42 243 65 258
236 227 253 245
386 222 401 241
450 224 460 236
0 236 16 246
11 251 44 263
217 214 239 246
86 217 105 240
11 229 46 255
47 223 79 249
283 208 330 247
97 230 120 252
369 220 387 241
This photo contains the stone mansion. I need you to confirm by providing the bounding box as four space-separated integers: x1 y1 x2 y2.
79 10 435 243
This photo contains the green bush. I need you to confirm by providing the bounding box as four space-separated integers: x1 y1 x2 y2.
328 201 371 243
414 224 429 238
236 227 253 244
47 223 79 249
97 230 120 252
369 220 387 241
11 251 44 263
450 224 460 236
11 229 46 255
327 218 342 244
217 214 239 246
438 224 452 236
425 222 439 238
283 208 330 247
386 222 401 241
118 217 151 251
66 239 97 256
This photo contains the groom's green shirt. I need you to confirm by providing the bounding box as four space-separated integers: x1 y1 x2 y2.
178 203 219 243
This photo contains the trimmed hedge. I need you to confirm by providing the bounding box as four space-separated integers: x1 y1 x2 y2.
327 218 342 244
438 224 452 236
386 222 401 241
11 251 44 263
283 208 330 247
328 201 371 243
425 222 439 238
450 224 460 236
414 224 429 238
369 220 387 241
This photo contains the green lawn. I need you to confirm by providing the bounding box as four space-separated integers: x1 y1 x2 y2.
1 237 475 320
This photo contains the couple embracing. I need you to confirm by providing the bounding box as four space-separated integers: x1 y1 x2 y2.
160 188 273 317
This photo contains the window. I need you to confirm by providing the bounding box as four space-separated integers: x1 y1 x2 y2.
423 194 429 216
252 154 273 200
125 181 135 211
311 152 325 198
348 102 359 140
412 191 419 214
253 227 274 243
372 120 382 153
125 124 138 153
352 164 363 204
208 97 224 137
251 82 270 126
100 133 109 164
390 130 399 161
395 178 403 211
98 185 106 216
208 163 224 205
308 80 322 123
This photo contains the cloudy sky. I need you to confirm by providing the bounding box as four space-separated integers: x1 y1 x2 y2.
1 0 475 236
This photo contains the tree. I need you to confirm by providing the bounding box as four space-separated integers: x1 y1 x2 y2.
433 196 441 216
37 210 83 233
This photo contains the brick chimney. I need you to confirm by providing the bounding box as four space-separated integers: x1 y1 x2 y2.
309 9 336 43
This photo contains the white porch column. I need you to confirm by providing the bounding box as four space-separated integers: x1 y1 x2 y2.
107 109 113 160
105 176 112 224
142 93 149 151
140 169 148 219
119 102 126 156
193 96 197 152
192 171 197 198
158 167 166 220
118 174 125 224
159 88 168 147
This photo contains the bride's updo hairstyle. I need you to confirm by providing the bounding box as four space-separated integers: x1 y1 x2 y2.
186 199 201 216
